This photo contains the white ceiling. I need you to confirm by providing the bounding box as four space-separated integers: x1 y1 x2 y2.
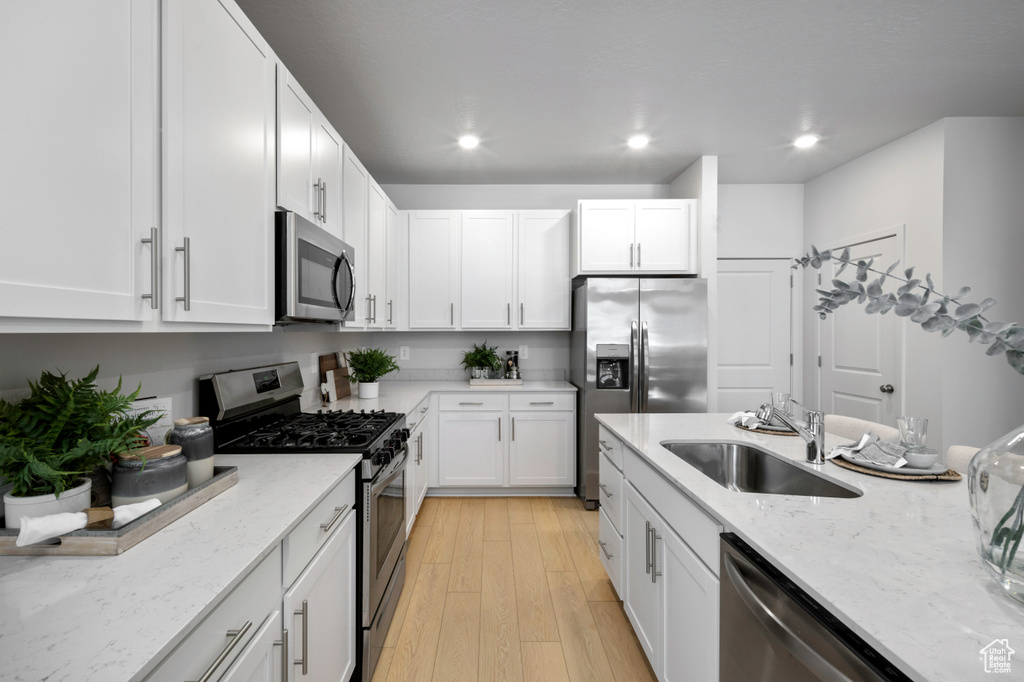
236 0 1024 185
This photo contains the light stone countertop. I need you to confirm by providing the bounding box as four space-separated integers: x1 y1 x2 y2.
0 453 361 682
596 412 1024 682
320 379 576 415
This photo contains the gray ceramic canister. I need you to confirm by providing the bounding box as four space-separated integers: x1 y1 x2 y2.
166 416 215 488
111 445 188 507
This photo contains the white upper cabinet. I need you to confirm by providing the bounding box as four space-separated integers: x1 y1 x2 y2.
461 211 514 329
576 199 696 276
384 200 400 329
407 211 459 329
365 179 388 328
342 145 369 327
314 117 343 238
517 210 571 330
0 1 158 323
162 0 276 325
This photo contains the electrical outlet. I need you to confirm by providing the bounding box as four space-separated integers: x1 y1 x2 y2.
310 352 319 375
399 346 410 360
518 344 528 360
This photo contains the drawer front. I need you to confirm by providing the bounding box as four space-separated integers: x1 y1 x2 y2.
438 393 508 411
508 393 575 411
599 452 623 533
146 545 281 682
283 469 356 587
598 424 623 470
407 395 431 430
598 507 622 597
624 447 722 576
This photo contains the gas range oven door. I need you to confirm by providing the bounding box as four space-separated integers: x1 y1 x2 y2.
362 447 407 628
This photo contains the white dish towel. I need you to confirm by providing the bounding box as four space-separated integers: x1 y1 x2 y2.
15 498 162 547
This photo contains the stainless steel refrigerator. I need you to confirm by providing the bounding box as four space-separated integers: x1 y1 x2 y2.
571 277 708 509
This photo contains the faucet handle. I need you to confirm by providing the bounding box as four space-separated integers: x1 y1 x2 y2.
806 410 823 431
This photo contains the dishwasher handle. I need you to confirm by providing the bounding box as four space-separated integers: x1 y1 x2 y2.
723 552 857 682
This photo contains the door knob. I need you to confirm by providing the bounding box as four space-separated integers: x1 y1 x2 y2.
879 384 895 394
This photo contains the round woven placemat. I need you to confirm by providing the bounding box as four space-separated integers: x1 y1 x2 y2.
830 457 962 482
734 423 800 437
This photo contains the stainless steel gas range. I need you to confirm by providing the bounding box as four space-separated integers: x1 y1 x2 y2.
198 361 407 682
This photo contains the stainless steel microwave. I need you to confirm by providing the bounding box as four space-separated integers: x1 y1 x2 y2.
275 211 356 324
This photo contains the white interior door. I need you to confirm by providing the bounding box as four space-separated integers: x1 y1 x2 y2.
716 259 792 414
820 234 902 425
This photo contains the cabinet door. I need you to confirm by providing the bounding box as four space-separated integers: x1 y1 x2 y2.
635 200 695 273
219 610 284 682
365 180 388 328
461 211 513 329
163 0 275 325
516 210 571 329
508 412 573 485
578 201 634 273
315 119 343 239
405 423 420 535
384 200 400 329
276 66 315 222
407 212 459 329
0 1 157 322
623 483 658 661
417 407 434 505
438 412 504 486
282 509 356 682
658 522 719 682
342 146 369 327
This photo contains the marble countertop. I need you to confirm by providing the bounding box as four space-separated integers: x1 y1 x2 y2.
321 379 576 415
596 413 1024 682
0 453 361 682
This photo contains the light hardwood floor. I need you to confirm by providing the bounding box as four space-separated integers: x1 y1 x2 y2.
375 497 656 682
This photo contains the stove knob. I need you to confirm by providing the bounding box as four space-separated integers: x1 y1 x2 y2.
399 428 410 442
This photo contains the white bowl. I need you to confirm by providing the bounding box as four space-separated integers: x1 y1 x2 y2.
903 450 940 469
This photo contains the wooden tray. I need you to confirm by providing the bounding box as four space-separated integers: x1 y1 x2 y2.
469 378 524 386
0 466 238 556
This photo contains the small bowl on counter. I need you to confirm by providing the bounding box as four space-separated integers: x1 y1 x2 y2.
903 448 940 469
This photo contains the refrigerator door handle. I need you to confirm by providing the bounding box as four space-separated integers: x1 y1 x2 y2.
641 321 650 413
631 320 640 413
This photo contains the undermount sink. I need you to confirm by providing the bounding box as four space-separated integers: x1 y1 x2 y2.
660 441 862 499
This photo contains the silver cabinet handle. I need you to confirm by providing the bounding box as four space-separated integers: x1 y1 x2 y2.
598 540 613 560
387 300 393 325
512 416 515 441
417 432 423 464
313 179 321 219
294 599 309 675
599 483 613 497
420 406 428 413
141 227 159 309
175 236 191 311
629 243 634 267
520 302 524 326
366 295 372 321
498 418 501 441
450 302 454 325
599 439 608 447
320 504 348 533
274 629 289 682
880 384 895 394
372 295 377 324
321 180 327 222
651 528 661 583
188 620 252 682
644 520 652 574
507 302 511 326
530 401 554 405
459 402 483 405
637 242 641 267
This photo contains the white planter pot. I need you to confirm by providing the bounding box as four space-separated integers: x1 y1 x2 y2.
358 381 379 399
3 478 92 529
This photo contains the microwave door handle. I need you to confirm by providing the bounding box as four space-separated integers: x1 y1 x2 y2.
630 321 639 413
336 253 356 316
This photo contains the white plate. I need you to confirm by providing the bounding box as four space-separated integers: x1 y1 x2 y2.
839 455 946 476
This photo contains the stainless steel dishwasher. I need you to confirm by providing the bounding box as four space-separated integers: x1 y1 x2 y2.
720 533 913 682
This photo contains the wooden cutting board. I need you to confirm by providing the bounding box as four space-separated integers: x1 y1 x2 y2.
319 353 350 400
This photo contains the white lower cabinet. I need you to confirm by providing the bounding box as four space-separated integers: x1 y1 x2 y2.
508 411 573 486
598 507 622 596
282 508 356 682
438 410 505 486
219 610 284 682
406 396 433 533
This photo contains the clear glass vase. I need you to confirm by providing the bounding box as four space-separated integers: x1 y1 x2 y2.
968 423 1024 604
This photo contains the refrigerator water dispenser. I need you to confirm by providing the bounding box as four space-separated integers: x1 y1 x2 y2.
596 344 630 389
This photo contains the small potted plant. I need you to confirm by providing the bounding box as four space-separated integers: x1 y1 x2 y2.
344 348 400 399
0 367 159 528
461 342 503 379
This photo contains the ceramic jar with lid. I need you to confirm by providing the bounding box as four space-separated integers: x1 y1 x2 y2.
165 416 215 487
111 445 188 507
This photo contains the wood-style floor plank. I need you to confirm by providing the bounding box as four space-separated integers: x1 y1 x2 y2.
384 519 433 647
509 523 561 642
580 508 600 544
521 642 572 682
554 505 617 602
546 571 616 682
432 592 482 682
371 647 395 682
479 541 524 682
423 497 463 564
417 496 441 527
386 562 451 682
448 498 485 592
483 497 511 542
507 497 534 524
531 498 575 572
590 601 657 682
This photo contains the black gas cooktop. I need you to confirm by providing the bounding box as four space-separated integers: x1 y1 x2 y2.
220 408 403 453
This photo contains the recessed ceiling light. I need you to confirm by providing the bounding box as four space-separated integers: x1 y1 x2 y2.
794 134 819 149
627 134 650 150
458 135 479 149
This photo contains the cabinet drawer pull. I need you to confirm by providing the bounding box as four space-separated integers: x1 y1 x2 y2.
188 619 252 682
645 521 652 575
420 406 428 413
387 299 393 325
637 242 642 267
629 243 634 268
498 418 501 441
651 530 662 583
450 302 454 325
141 227 159 309
512 417 515 441
175 237 191 311
313 180 321 219
294 599 309 675
320 505 348 533
598 483 613 497
458 402 484 405
520 302 524 325
320 180 327 222
507 302 511 326
599 439 609 447
274 629 289 682
529 401 554 405
598 540 613 560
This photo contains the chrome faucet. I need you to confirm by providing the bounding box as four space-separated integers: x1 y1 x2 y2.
757 400 826 465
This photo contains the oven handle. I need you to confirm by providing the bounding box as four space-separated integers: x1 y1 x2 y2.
371 445 408 497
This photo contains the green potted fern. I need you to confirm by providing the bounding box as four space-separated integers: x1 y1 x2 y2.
0 367 159 528
344 348 400 399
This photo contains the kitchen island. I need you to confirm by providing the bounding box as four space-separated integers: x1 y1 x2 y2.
0 453 360 682
598 412 1024 682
